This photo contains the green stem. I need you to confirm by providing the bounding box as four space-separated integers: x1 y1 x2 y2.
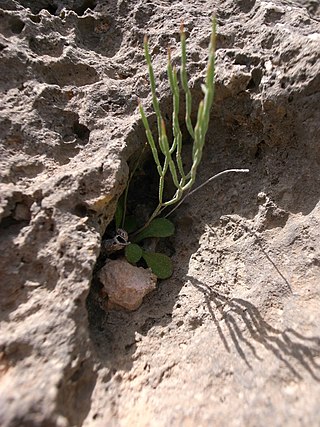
167 51 185 182
144 36 164 154
139 102 163 177
136 17 220 234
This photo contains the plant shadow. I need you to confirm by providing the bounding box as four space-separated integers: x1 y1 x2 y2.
187 275 320 381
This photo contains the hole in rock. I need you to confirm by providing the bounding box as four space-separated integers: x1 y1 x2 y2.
74 0 97 16
0 215 29 232
44 3 58 15
114 98 194 242
0 193 33 228
29 35 64 57
73 203 89 218
9 17 25 34
75 14 122 58
40 62 99 87
86 91 200 336
73 121 90 141
29 15 41 23
18 0 58 15
247 68 262 90
235 0 256 14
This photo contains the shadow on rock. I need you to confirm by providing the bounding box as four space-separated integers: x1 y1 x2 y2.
188 275 320 381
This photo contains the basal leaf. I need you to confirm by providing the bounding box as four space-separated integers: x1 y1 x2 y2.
142 251 173 279
125 243 143 264
133 218 175 242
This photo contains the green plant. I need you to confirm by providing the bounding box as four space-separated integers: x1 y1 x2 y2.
124 217 175 279
113 18 249 279
137 18 216 232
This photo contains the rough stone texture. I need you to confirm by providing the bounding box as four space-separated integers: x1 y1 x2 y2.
0 0 320 426
98 258 157 311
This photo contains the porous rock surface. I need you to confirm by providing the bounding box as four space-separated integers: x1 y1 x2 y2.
0 0 319 426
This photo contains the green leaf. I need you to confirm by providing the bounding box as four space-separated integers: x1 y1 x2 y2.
133 218 175 242
142 251 173 279
125 243 143 264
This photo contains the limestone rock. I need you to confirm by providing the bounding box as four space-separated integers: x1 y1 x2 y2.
98 258 157 311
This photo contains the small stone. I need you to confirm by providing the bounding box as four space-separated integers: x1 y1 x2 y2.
98 258 157 311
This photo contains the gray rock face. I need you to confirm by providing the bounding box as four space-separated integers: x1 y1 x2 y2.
0 0 319 426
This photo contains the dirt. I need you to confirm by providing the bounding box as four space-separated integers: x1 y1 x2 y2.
0 0 320 426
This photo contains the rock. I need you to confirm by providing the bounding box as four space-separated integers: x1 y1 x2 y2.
98 258 157 311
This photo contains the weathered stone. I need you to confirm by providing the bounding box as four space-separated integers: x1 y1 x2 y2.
98 258 157 311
